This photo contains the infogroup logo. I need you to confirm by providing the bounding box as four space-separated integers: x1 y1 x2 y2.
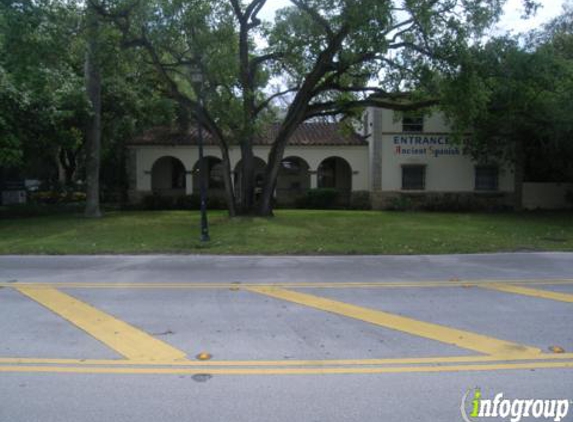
461 388 571 422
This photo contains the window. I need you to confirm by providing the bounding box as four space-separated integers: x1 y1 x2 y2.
402 113 424 132
402 165 426 190
475 166 499 191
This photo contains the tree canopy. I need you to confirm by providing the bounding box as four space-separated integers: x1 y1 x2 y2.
441 4 573 207
0 0 175 195
89 0 537 215
5 0 571 216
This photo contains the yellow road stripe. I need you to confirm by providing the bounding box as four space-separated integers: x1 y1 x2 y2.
247 287 542 357
1 353 573 367
481 284 573 303
16 287 187 361
2 278 573 290
1 361 572 375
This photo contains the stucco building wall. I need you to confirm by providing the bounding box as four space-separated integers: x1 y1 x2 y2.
128 144 370 199
366 109 515 209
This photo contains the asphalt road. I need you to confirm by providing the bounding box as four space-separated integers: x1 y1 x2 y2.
0 253 572 422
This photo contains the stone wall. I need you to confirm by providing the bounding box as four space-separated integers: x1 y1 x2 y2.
371 191 514 211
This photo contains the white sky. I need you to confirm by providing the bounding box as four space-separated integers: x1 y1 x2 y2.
258 0 566 35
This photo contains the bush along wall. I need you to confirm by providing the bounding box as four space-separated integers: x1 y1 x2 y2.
138 193 227 211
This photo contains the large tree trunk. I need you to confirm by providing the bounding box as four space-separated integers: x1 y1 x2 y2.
513 137 525 211
258 29 350 216
236 11 257 216
220 145 237 217
258 138 285 217
84 6 102 218
239 139 255 214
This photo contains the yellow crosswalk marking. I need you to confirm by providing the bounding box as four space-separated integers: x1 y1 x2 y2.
481 284 573 303
16 287 187 361
246 286 541 357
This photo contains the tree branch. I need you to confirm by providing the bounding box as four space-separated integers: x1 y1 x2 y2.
229 0 245 22
290 0 334 39
254 87 300 115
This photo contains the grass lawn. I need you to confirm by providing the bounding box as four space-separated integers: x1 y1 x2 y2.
0 209 572 255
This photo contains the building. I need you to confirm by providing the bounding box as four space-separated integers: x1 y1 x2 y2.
364 108 514 209
126 108 522 209
126 122 369 207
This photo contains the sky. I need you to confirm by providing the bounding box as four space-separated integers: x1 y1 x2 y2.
257 0 566 35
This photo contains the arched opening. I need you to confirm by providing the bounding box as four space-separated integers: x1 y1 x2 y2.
193 156 225 198
317 156 352 205
234 157 266 203
276 156 310 206
151 156 186 196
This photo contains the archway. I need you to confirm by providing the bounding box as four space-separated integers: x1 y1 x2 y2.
276 156 310 206
193 156 225 198
317 156 352 205
151 156 186 195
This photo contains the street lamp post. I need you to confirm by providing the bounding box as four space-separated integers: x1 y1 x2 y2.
190 65 210 242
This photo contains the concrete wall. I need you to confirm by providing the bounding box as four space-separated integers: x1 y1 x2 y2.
129 144 369 197
523 183 573 210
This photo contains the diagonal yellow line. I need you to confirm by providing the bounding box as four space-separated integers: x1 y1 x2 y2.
246 286 542 357
16 287 187 361
480 284 573 303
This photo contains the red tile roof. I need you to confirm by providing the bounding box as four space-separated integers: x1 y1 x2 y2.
128 122 367 147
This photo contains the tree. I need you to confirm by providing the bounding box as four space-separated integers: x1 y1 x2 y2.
0 0 89 183
442 7 573 209
1 0 175 207
93 0 540 216
0 67 25 168
84 2 103 217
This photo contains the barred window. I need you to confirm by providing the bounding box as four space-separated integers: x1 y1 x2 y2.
402 113 424 132
475 166 499 191
402 165 426 190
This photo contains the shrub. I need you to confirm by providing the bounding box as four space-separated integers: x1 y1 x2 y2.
140 194 228 211
387 195 414 211
30 190 86 204
349 191 372 210
142 193 175 210
296 188 339 209
175 194 201 210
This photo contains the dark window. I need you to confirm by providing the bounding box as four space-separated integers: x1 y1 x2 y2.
402 113 424 132
402 165 426 190
475 166 499 191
